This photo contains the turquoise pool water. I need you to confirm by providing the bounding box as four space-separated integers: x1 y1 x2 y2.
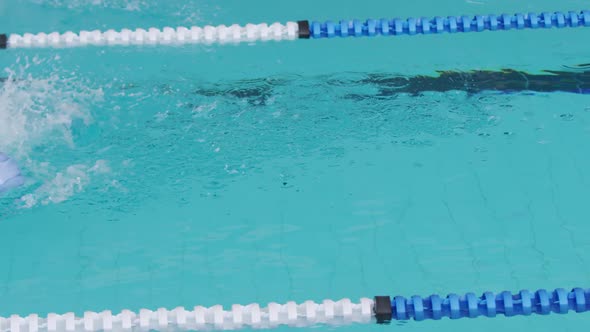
1 0 590 330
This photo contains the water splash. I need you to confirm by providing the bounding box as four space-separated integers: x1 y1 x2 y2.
0 57 105 208
29 0 149 11
0 57 101 156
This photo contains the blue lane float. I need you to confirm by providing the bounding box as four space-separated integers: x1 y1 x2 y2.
373 287 590 323
0 152 24 193
300 10 590 39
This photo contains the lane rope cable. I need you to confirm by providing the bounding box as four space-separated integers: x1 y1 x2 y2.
0 10 589 49
1 287 589 331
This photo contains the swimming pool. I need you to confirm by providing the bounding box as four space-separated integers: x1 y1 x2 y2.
1 0 590 330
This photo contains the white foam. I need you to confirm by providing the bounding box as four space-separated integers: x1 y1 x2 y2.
192 101 217 118
29 0 148 11
19 160 110 208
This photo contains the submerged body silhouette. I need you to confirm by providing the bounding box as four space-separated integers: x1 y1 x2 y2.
194 68 590 104
361 69 590 96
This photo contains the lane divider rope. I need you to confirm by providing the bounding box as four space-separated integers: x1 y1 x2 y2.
1 287 589 331
0 10 589 49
